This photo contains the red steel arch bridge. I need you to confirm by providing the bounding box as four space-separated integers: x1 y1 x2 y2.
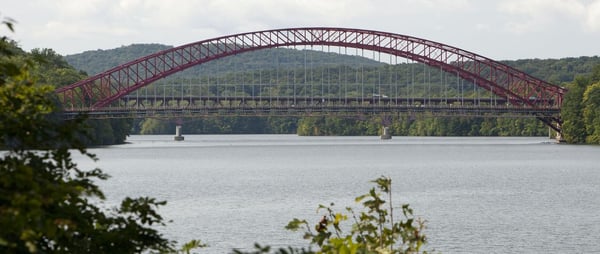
55 27 566 132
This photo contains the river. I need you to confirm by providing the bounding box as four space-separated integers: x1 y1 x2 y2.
73 135 600 253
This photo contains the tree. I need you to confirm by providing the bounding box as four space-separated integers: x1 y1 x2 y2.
561 77 588 143
561 65 600 144
591 64 600 84
583 83 600 144
0 17 187 253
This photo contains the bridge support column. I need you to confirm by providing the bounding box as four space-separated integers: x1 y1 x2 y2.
554 123 565 143
555 132 565 143
174 125 184 141
381 126 392 140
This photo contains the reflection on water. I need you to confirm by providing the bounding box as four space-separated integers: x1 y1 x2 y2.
74 135 600 253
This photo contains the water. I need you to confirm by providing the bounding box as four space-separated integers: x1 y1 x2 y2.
73 135 600 253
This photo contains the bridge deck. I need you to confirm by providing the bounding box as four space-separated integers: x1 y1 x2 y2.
63 103 560 119
117 95 555 106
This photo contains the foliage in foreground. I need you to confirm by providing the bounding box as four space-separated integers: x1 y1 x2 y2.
0 25 130 146
0 17 201 253
233 176 428 254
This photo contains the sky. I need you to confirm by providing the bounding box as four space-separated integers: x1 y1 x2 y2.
1 0 600 60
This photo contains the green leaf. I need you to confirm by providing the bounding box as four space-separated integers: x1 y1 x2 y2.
285 218 308 231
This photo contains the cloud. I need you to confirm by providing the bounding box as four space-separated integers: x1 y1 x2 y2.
2 0 598 59
410 0 473 10
498 0 600 33
88 0 372 31
586 0 600 31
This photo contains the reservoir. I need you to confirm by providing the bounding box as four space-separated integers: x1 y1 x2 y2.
73 135 600 253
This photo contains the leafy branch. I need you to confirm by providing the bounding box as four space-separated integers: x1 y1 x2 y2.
285 176 428 254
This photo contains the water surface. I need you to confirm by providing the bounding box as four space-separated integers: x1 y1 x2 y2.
74 135 600 253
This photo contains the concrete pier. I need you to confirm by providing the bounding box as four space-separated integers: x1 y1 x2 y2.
381 126 392 140
555 131 566 143
174 125 184 141
553 124 566 143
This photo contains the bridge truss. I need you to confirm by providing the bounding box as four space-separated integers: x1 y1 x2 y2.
55 27 566 131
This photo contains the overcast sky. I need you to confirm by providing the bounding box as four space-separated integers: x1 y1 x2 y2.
2 0 600 60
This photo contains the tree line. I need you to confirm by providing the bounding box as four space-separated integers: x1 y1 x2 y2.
134 115 548 138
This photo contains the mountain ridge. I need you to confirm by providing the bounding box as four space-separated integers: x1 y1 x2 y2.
64 43 600 85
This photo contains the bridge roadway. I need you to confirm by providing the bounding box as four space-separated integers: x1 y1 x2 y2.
119 95 555 106
63 96 559 119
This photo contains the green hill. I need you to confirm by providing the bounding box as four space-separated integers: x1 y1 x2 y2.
64 44 172 75
64 43 385 77
501 56 600 84
64 43 600 86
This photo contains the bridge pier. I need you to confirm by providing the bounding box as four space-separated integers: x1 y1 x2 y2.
550 123 566 143
555 127 566 143
174 125 184 141
555 132 565 143
381 126 392 140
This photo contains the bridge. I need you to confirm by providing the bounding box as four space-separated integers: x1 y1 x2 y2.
55 27 566 132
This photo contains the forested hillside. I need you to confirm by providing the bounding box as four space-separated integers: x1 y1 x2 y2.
65 43 600 86
64 44 171 75
65 44 384 76
502 57 600 85
64 44 600 137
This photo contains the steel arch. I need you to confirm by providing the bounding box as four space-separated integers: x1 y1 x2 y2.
55 27 565 117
